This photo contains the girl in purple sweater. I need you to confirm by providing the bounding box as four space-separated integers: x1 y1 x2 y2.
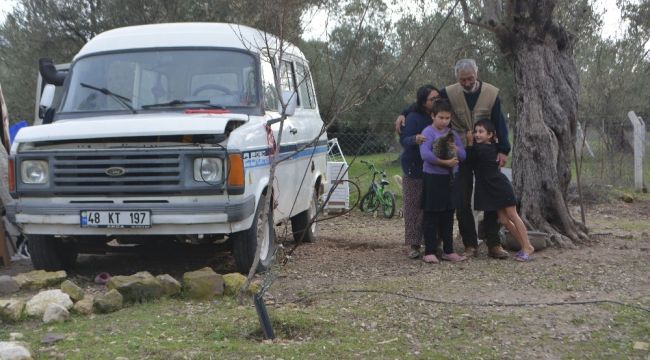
419 99 467 263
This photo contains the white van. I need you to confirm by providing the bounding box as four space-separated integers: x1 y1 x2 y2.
6 23 327 273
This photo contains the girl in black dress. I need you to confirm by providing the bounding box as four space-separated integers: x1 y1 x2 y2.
467 120 534 261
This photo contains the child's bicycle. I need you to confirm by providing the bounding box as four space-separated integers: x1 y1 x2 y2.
358 160 396 218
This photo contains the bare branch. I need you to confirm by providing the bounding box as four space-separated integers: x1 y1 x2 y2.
460 0 498 33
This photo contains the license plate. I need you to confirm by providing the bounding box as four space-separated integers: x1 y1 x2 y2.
80 210 151 228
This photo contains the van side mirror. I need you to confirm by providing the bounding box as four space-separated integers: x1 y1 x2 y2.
38 84 56 119
278 90 297 116
43 107 56 124
39 58 66 86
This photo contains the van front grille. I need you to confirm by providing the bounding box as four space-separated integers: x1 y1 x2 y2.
51 152 182 194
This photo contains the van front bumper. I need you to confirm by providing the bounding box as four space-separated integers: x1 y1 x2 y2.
5 195 255 235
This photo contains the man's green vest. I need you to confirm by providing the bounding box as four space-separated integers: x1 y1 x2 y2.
445 82 499 138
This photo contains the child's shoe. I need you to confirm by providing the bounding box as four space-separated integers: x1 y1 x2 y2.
441 253 467 262
422 254 439 263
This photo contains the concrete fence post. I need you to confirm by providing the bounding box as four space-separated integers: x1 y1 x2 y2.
627 111 646 192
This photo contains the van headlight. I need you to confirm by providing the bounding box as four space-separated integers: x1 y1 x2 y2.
193 158 223 182
21 160 49 184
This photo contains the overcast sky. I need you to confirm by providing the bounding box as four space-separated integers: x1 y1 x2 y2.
0 0 628 40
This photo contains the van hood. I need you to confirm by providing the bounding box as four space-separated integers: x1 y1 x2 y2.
14 112 249 143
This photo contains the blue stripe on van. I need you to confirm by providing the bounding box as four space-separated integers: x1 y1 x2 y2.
242 143 328 169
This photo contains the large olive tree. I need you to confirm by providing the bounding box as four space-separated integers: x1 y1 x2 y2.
459 0 589 245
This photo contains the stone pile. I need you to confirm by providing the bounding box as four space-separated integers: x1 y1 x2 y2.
0 267 259 359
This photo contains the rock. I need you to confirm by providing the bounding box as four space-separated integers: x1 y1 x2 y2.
25 290 73 317
8 334 23 342
156 274 181 297
13 270 67 290
0 341 32 360
93 289 123 314
60 280 84 302
40 333 65 345
620 193 635 203
42 303 69 324
0 276 20 295
72 295 94 315
222 273 258 296
106 271 163 303
182 267 224 300
633 341 649 350
0 299 25 322
503 230 549 251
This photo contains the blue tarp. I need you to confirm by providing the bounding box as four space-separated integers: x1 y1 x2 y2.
9 120 28 145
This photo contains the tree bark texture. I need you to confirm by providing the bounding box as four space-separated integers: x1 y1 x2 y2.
500 3 588 245
461 0 589 245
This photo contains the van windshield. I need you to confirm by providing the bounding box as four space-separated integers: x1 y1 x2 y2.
60 49 259 114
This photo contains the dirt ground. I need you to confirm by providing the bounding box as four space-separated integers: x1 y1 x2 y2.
2 196 649 358
269 197 650 302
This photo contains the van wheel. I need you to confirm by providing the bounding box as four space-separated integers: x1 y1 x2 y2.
231 194 276 274
27 235 78 271
291 190 320 243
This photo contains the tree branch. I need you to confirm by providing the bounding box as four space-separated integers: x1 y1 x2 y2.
460 0 508 35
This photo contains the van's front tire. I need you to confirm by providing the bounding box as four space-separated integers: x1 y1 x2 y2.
27 235 78 271
231 195 276 274
291 191 320 243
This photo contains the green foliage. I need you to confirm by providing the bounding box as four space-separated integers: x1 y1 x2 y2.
0 0 648 145
347 151 401 207
0 0 317 122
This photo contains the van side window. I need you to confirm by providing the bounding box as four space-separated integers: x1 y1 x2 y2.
260 58 278 110
280 60 297 93
295 63 315 109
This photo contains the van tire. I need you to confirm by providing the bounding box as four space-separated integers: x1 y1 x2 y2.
27 235 78 271
291 191 319 243
232 194 275 274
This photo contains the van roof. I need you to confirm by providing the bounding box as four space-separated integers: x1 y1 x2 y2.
75 22 304 60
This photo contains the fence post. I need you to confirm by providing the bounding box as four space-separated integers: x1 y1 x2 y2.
627 111 646 192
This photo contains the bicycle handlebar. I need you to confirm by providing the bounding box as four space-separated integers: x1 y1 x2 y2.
360 160 388 177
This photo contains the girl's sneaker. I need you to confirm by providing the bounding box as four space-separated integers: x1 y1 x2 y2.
422 254 439 263
441 253 467 262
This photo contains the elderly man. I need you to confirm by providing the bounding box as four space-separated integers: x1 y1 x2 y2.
394 59 511 258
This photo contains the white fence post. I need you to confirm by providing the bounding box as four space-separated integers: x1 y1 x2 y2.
627 111 646 192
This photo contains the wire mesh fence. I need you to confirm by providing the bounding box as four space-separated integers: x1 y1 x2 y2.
327 130 401 157
328 112 649 199
575 114 648 193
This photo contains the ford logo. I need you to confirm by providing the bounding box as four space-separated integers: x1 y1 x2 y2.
105 167 126 177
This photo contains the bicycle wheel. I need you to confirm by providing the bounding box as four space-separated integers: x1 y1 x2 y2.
382 191 396 219
360 191 380 213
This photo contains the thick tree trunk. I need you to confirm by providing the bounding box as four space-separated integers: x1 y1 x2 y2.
502 25 589 246
460 0 590 245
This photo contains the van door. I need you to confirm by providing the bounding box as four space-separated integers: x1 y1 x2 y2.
261 56 301 219
287 60 323 215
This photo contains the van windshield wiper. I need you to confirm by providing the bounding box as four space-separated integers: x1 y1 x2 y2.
80 82 136 114
141 100 226 110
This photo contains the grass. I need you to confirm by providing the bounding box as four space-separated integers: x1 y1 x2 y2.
345 151 402 208
2 284 648 358
572 138 650 190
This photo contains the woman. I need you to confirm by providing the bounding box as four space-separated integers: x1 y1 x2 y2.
399 85 439 259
